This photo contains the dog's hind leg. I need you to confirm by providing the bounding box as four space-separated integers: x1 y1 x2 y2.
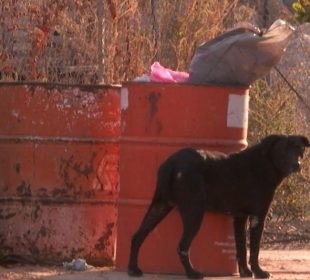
128 200 173 277
177 199 205 279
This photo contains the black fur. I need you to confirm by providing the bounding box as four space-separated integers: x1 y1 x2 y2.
128 135 309 279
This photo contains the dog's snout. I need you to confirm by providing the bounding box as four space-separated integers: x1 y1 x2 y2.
295 163 300 170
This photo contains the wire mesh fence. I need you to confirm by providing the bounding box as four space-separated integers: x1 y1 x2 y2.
0 1 308 85
0 1 308 93
0 0 101 84
0 0 240 84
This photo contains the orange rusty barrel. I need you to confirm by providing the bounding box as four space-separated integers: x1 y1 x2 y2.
0 83 120 265
116 82 249 275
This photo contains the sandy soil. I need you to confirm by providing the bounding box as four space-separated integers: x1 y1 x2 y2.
0 250 309 280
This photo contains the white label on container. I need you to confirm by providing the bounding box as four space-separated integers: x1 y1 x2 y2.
227 94 249 128
121 87 129 111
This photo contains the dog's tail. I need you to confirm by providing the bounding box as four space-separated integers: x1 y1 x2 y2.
151 161 175 204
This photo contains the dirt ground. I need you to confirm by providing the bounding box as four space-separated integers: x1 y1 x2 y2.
0 250 309 280
1 220 309 280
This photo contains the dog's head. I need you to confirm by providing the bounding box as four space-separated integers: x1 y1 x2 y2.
261 135 309 176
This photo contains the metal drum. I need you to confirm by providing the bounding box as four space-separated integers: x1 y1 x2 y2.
116 82 249 275
0 83 120 265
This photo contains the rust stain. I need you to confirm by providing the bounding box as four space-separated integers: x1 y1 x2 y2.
83 190 96 198
31 201 42 221
16 181 32 197
70 247 85 259
23 230 40 256
60 153 95 179
58 152 97 198
1 185 9 194
146 92 163 135
38 225 47 238
148 91 160 119
52 188 68 198
37 187 48 197
95 222 114 251
0 234 5 247
0 197 117 205
20 224 51 259
0 209 16 220
155 120 163 135
15 163 21 174
92 153 119 194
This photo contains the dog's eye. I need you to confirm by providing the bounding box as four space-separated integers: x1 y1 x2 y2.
291 143 304 154
297 145 305 154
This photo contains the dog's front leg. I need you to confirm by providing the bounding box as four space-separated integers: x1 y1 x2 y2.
249 216 270 279
233 216 252 278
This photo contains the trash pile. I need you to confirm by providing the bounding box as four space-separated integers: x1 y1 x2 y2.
135 19 295 86
63 258 93 271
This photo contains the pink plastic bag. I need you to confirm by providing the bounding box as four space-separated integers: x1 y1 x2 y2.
150 62 189 83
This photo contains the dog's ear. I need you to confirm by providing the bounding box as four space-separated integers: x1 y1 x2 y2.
300 136 310 147
260 135 283 155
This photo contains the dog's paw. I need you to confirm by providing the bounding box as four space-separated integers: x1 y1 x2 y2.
253 269 270 279
186 269 206 279
239 267 253 278
128 266 143 277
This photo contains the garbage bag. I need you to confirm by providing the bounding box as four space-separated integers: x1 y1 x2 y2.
188 19 295 86
63 258 90 271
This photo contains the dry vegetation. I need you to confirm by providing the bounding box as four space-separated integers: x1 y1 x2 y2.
249 78 310 222
0 0 309 229
0 0 241 84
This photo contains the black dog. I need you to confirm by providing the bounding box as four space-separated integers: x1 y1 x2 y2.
128 135 309 279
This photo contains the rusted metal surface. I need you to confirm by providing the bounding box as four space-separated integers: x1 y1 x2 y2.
116 82 249 275
0 83 120 265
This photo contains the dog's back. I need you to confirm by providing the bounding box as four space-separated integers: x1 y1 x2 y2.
154 148 209 205
154 145 280 217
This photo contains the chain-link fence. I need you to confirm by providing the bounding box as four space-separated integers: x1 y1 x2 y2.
0 0 241 84
0 0 102 84
0 1 308 89
2 1 309 115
